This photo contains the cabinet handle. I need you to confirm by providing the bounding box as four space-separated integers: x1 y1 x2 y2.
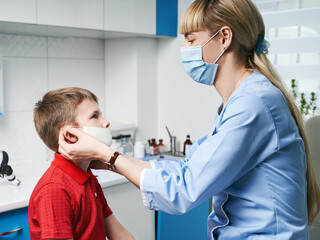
0 227 22 236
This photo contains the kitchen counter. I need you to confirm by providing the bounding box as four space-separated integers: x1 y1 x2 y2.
0 161 128 213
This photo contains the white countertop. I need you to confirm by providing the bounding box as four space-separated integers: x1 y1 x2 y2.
0 162 128 213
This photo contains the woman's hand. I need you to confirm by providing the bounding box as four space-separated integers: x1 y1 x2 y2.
58 127 112 163
59 127 152 188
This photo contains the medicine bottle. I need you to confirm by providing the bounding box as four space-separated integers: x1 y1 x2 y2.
151 139 159 155
158 139 165 154
122 134 134 157
148 139 154 156
134 141 145 158
110 135 124 154
183 134 192 155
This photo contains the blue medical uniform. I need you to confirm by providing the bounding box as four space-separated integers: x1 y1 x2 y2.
140 72 308 239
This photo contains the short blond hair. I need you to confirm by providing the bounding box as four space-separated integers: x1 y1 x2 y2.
34 87 98 152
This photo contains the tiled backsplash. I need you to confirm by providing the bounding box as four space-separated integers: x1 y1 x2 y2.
0 33 105 166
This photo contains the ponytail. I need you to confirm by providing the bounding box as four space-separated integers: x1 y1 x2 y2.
179 0 320 225
249 52 320 225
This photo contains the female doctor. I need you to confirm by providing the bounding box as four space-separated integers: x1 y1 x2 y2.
59 0 320 238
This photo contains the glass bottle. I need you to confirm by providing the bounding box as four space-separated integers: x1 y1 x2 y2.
122 134 134 157
144 141 151 157
158 139 165 158
148 139 154 156
158 139 165 154
183 134 192 155
151 138 159 155
110 135 124 154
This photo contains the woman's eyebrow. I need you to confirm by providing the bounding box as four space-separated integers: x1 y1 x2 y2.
185 32 195 38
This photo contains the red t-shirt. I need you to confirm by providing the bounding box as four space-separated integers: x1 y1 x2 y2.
28 153 112 240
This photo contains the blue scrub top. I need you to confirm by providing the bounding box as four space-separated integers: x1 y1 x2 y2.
140 71 308 239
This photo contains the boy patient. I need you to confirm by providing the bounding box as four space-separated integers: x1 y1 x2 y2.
28 87 134 240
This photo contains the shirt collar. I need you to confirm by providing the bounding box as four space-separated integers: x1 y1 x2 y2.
52 153 92 185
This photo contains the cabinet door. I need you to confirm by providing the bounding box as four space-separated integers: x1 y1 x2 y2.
104 0 156 35
37 0 104 30
0 0 36 24
309 215 320 240
157 200 210 240
0 207 30 240
103 182 155 240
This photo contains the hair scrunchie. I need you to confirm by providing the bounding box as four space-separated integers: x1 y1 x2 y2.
255 35 270 55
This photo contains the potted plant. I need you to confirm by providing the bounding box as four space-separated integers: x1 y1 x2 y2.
291 79 317 118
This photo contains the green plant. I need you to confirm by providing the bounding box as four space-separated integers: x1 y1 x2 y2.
291 79 317 116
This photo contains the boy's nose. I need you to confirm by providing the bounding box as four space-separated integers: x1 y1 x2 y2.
103 119 110 128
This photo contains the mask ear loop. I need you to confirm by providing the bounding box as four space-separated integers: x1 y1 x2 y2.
60 125 81 131
202 30 220 47
213 49 226 64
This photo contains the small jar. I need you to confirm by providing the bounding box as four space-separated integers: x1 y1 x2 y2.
110 135 124 154
134 141 145 158
122 134 134 157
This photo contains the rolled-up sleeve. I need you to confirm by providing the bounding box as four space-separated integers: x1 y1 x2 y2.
140 94 278 214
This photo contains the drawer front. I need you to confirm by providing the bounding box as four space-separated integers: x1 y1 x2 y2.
0 207 29 240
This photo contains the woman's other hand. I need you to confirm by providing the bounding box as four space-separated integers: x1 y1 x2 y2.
58 127 112 163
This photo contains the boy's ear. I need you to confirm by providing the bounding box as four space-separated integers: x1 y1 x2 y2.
63 129 78 144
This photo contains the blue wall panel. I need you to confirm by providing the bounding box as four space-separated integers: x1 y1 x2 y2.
157 200 210 240
156 0 178 37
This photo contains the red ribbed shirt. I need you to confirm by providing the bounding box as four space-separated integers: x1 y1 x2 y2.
28 153 112 240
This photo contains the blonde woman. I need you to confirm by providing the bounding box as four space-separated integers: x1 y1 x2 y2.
59 0 320 238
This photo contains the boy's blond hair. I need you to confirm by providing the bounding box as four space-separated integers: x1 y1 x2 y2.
34 87 98 152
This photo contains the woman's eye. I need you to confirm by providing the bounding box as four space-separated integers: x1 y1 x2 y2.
91 114 98 119
188 40 194 43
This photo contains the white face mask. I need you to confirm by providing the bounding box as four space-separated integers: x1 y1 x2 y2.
82 127 112 146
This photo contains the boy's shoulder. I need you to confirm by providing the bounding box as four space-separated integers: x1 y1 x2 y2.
30 164 66 199
30 163 80 202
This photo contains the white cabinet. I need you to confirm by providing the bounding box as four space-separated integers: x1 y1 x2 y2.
104 0 156 35
0 0 36 24
309 222 320 240
0 0 177 38
103 182 155 240
37 0 104 30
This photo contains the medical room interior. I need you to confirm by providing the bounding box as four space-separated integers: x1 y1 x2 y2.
0 0 319 239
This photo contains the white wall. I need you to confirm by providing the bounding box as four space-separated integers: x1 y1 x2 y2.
157 0 222 151
105 38 158 141
157 37 221 151
104 0 221 151
0 34 105 165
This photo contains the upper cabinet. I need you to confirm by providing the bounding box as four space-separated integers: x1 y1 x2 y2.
104 0 156 35
37 0 104 30
104 0 177 36
156 0 178 37
0 0 36 24
0 0 177 38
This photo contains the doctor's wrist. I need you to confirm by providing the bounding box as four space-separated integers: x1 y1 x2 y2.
97 144 120 170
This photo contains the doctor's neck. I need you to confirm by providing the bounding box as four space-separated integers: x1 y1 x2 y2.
214 54 251 106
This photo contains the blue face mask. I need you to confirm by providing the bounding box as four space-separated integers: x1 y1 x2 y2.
180 30 225 86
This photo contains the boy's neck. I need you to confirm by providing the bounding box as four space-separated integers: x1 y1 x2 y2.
73 161 91 172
